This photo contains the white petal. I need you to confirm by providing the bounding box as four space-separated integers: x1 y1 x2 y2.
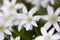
55 7 60 16
35 36 44 40
48 28 54 36
14 13 23 20
0 13 3 17
43 0 49 4
13 20 19 25
31 21 38 27
8 27 14 32
41 0 49 8
47 5 54 16
10 36 14 40
44 21 52 30
0 17 4 25
32 16 41 21
32 0 39 7
4 29 12 35
41 2 47 8
53 22 60 32
15 3 27 14
9 10 16 14
26 0 33 2
41 27 47 36
29 7 37 17
24 23 32 30
50 0 54 5
0 32 4 40
3 0 10 5
57 16 60 22
4 20 13 27
15 36 20 40
18 24 22 31
15 3 24 9
18 20 26 31
2 8 10 17
22 5 28 14
11 0 16 4
41 15 49 21
51 33 60 39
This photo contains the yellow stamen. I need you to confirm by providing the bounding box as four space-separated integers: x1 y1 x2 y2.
9 6 14 10
0 25 4 31
27 17 32 22
45 36 50 40
50 16 56 22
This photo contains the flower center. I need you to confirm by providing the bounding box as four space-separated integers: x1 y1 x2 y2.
0 25 4 31
50 16 56 22
45 36 50 40
27 17 32 22
9 5 14 10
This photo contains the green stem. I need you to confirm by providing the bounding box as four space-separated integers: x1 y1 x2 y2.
34 27 40 36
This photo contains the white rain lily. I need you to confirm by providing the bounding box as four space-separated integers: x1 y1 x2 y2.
41 5 60 32
16 5 41 31
10 36 20 40
26 0 54 8
0 15 12 40
35 27 60 40
2 0 16 14
2 0 22 16
12 3 28 25
2 0 28 26
0 6 15 34
1 9 15 31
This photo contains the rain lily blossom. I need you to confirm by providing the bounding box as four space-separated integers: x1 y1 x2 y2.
2 0 22 16
2 0 24 29
0 15 12 40
12 3 28 25
26 0 54 8
41 5 60 32
17 6 41 31
2 0 16 13
1 7 16 31
35 27 60 40
10 36 20 40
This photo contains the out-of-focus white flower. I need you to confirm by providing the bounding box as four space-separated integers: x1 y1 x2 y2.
35 27 60 40
1 0 23 31
2 0 16 14
41 5 60 32
2 0 22 16
26 0 54 8
10 36 20 40
0 15 12 40
15 5 41 31
13 3 28 25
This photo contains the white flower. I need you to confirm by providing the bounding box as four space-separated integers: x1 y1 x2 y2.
41 5 60 32
13 3 28 25
35 27 60 40
0 16 12 40
2 0 16 13
1 8 15 31
26 0 54 8
2 0 22 16
10 36 20 40
16 5 41 31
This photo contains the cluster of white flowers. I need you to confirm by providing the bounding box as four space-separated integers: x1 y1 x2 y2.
0 0 60 40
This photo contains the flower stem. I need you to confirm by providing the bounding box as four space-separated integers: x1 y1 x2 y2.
34 27 40 36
